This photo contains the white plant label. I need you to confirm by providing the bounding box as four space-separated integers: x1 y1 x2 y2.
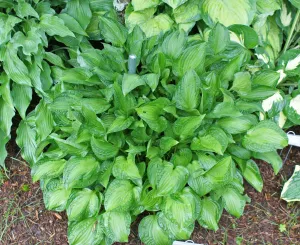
173 241 205 245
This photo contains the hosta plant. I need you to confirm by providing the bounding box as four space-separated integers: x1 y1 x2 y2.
6 0 300 244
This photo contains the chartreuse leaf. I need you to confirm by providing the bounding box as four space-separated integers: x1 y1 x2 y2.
281 165 300 202
160 137 178 154
102 211 131 242
140 14 174 38
112 156 141 180
198 197 222 231
132 0 160 11
162 0 189 9
230 72 251 95
32 159 66 182
99 15 127 47
40 14 75 37
139 215 172 245
104 179 135 211
43 178 71 211
63 156 99 189
209 23 230 54
173 43 206 77
201 0 256 27
173 0 201 24
173 70 201 111
252 151 282 174
67 189 100 221
68 216 104 245
173 115 205 139
242 120 288 152
237 159 263 192
162 30 187 60
136 98 170 133
91 136 119 161
161 187 200 226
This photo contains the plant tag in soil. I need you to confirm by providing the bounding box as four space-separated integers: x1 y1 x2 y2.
173 241 205 245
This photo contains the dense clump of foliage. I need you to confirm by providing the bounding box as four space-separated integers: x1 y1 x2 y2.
0 0 299 244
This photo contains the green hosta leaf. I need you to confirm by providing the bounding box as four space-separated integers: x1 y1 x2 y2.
173 0 201 24
107 116 134 134
173 115 205 139
40 14 75 37
191 127 228 155
99 15 127 47
188 163 213 196
0 130 9 169
216 115 257 134
91 136 119 161
241 86 277 101
67 189 100 221
44 52 65 68
173 70 201 111
43 178 71 211
288 0 300 9
104 179 135 211
228 25 259 49
35 100 54 141
147 158 189 196
0 96 14 137
136 98 170 133
112 156 141 180
163 0 189 9
114 83 136 117
221 187 247 218
63 156 99 189
16 120 36 164
122 74 145 95
242 120 288 152
201 0 256 27
160 137 179 155
16 1 39 18
161 187 200 226
230 72 251 95
206 156 235 185
138 215 172 245
142 73 160 92
32 159 66 182
103 211 131 242
209 23 230 54
227 145 251 160
11 84 31 120
197 153 217 170
252 151 282 174
0 14 21 45
208 101 242 118
58 13 88 36
140 14 174 38
64 0 92 29
98 160 114 188
256 0 281 14
171 148 193 167
157 212 194 240
252 70 280 88
281 165 300 202
198 197 222 231
162 30 187 60
132 0 160 11
3 44 31 86
68 217 104 245
237 159 263 192
173 43 206 77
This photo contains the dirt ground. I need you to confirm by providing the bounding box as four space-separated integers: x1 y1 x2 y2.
0 128 300 245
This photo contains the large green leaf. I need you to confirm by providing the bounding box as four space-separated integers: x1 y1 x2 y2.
35 100 54 141
104 179 135 211
198 197 222 231
138 215 172 245
67 189 100 221
91 136 119 161
163 0 189 9
162 30 187 60
63 156 99 189
201 0 256 27
132 0 160 11
281 165 300 202
40 14 75 37
32 159 66 182
173 70 201 111
252 151 282 174
112 156 141 180
122 74 145 95
64 0 92 29
242 120 288 152
209 23 230 54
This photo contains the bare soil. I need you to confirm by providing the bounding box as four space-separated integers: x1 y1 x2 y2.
1 129 300 245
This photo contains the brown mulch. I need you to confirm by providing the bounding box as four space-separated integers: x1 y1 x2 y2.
1 130 300 245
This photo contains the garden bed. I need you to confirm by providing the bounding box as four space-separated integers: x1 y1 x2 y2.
1 128 299 245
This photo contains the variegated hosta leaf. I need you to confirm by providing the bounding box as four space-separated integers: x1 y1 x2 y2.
138 215 172 245
281 165 300 202
285 95 300 124
68 217 104 245
216 115 258 134
91 136 119 161
67 188 101 222
112 156 141 180
32 159 66 182
131 0 160 11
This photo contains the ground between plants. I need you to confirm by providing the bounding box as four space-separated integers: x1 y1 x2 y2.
1 126 299 245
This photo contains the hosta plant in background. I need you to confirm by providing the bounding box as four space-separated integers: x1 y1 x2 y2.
2 0 300 245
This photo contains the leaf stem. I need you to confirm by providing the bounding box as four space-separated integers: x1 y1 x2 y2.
283 9 300 54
